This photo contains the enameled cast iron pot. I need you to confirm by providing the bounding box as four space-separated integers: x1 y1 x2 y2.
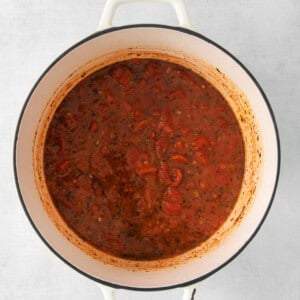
14 0 280 299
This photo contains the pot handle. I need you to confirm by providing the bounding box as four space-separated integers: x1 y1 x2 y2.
182 284 198 300
98 283 197 300
97 0 193 31
99 284 115 300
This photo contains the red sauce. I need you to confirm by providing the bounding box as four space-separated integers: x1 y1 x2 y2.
44 59 245 260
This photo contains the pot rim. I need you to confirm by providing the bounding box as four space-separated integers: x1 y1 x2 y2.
13 24 281 291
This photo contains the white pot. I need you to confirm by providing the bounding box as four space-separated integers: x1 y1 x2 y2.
14 0 280 298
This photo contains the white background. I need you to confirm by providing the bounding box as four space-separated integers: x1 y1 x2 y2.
0 0 299 299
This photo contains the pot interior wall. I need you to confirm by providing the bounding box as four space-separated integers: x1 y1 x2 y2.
15 26 278 289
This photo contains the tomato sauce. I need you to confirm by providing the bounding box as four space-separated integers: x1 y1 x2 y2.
44 59 245 260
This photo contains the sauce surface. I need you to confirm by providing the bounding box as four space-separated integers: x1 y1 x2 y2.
44 59 245 260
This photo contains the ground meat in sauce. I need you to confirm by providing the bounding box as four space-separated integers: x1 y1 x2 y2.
44 58 245 260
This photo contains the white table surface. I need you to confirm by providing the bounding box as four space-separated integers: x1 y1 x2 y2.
0 0 299 299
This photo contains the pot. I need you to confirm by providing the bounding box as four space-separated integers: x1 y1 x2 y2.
14 0 280 299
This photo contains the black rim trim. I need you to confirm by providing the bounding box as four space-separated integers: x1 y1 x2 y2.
13 24 281 291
